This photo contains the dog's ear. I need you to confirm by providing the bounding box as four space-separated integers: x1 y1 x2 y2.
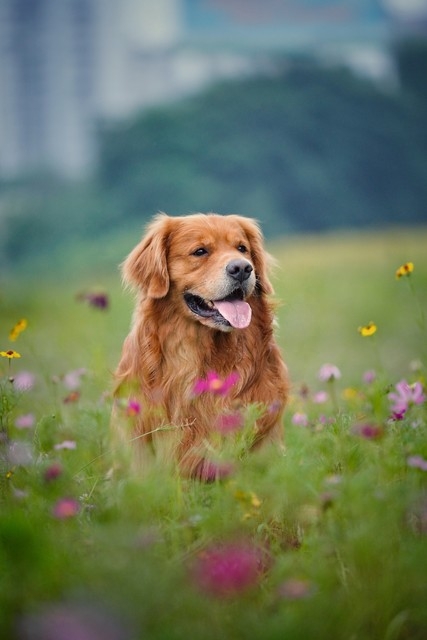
236 216 274 295
122 213 172 298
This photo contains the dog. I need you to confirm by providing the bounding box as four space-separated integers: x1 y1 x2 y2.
113 213 289 479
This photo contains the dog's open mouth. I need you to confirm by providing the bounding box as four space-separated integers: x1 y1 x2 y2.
184 289 252 329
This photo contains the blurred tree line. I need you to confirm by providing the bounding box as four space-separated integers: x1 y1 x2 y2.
1 39 427 266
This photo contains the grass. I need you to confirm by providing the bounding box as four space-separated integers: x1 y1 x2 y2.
1 225 427 640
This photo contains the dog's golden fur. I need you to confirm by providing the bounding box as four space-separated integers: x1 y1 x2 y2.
113 213 289 479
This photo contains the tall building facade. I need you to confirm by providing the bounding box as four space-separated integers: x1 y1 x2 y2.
0 0 100 177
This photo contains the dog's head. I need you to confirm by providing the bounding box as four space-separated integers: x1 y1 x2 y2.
122 213 274 332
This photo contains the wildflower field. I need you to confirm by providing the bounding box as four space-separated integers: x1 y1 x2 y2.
1 226 427 640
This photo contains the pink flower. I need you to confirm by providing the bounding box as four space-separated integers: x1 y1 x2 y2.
216 411 243 434
126 399 141 416
15 413 35 429
291 412 309 427
192 542 266 597
54 440 77 451
363 370 377 384
63 368 86 390
195 459 235 482
313 391 328 404
407 455 427 471
388 380 425 417
52 497 80 519
318 364 341 382
277 578 315 600
13 371 35 391
193 371 239 396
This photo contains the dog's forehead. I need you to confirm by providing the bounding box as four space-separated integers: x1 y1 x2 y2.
172 215 248 245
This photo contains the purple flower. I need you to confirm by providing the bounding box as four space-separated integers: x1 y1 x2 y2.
407 455 427 471
15 413 35 429
291 412 309 427
391 409 406 421
88 293 109 309
13 371 35 391
268 400 283 414
388 380 426 417
44 462 63 482
77 291 109 310
351 422 384 440
193 371 239 396
318 364 341 382
191 542 266 597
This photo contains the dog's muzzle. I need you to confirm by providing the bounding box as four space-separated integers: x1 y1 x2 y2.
184 259 254 329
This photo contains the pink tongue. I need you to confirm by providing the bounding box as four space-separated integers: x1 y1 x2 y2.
213 300 252 329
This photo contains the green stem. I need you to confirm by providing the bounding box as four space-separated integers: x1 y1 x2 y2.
329 380 339 414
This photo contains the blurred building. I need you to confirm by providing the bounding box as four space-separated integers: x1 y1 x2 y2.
0 0 99 177
0 0 425 179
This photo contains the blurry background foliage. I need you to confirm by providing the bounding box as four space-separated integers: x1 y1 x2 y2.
0 39 426 273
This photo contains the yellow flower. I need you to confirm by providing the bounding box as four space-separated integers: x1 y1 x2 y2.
9 318 27 341
234 489 262 521
358 321 377 337
396 262 414 279
0 350 21 359
342 387 358 400
250 492 262 508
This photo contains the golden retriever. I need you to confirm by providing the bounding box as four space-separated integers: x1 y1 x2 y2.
113 213 289 479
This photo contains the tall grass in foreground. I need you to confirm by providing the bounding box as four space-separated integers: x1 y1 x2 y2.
0 228 427 640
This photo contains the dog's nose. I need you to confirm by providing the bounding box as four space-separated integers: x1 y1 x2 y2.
226 259 253 283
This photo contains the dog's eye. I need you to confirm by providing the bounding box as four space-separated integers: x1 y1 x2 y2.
192 247 208 257
237 244 248 253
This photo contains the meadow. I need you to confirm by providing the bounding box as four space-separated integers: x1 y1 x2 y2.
1 225 427 640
